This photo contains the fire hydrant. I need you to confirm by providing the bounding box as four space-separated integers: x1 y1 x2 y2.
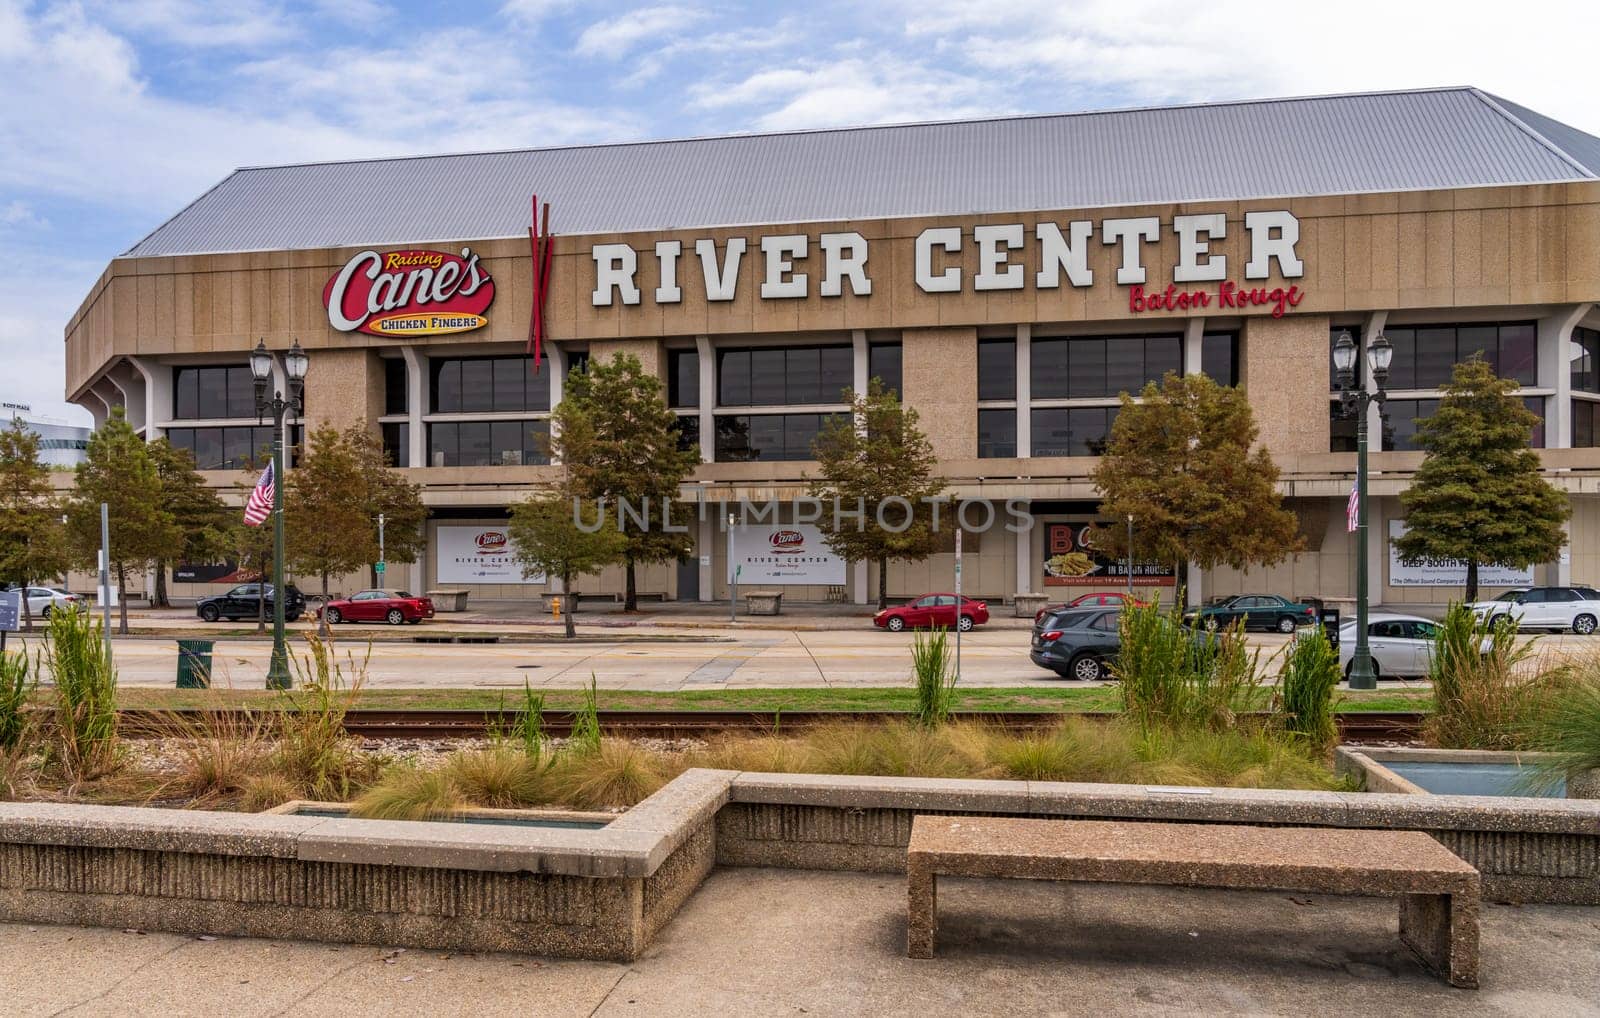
551 596 562 620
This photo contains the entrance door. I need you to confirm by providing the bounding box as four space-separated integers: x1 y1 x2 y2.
677 557 699 601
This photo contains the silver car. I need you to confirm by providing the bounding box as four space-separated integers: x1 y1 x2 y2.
1337 612 1440 679
7 586 82 619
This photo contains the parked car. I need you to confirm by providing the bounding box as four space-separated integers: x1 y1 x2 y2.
1467 587 1600 634
1184 594 1316 634
1029 606 1122 680
1033 590 1150 623
320 590 436 626
1336 613 1441 679
873 593 990 632
195 583 305 623
4 586 82 619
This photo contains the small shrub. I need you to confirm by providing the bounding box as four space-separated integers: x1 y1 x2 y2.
240 772 299 812
0 650 34 753
548 740 666 808
1115 601 1265 733
1522 663 1600 791
567 675 602 756
351 765 462 820
156 706 272 805
274 634 377 799
1276 627 1339 750
1426 603 1546 750
513 683 547 759
45 606 119 781
911 627 957 727
445 746 549 808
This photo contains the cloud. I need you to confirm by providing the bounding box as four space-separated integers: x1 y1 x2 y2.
500 0 573 26
0 201 48 230
87 0 299 49
575 5 702 59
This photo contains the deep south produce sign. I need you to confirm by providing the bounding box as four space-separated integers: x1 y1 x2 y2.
591 210 1307 317
324 248 495 336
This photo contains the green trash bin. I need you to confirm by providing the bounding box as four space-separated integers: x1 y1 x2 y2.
176 639 214 689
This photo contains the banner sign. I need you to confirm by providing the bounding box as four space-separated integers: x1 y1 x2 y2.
730 524 846 585
435 525 543 584
325 248 495 337
1042 522 1176 587
1388 521 1534 587
173 560 249 584
0 591 17 633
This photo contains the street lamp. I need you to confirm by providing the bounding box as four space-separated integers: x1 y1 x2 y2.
250 338 308 690
1125 514 1134 600
1333 330 1391 690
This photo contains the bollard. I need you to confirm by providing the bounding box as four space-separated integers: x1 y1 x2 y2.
175 639 214 689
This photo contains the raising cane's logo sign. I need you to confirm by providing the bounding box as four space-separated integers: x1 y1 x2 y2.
475 531 509 554
769 530 805 554
324 248 495 337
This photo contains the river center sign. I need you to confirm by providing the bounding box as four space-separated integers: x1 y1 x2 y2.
730 524 846 585
435 525 543 584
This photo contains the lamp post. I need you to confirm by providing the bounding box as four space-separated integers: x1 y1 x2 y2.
1125 514 1134 600
1333 330 1392 691
250 338 308 691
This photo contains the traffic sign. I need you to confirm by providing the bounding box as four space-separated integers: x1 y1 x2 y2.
375 561 386 574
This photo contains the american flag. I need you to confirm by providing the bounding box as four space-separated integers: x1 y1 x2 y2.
1346 482 1359 533
243 462 274 526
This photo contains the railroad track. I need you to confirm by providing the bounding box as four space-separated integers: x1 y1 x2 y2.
116 708 1424 743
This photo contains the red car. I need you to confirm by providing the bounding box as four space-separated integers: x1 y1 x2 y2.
873 593 990 632
319 589 435 625
1034 591 1151 623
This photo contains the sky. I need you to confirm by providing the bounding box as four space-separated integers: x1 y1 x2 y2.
4 0 1599 425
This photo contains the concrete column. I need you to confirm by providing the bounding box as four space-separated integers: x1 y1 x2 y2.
1538 303 1593 449
1558 517 1573 586
1014 324 1031 457
401 345 427 468
1361 311 1389 449
852 560 868 605
107 362 147 436
852 329 868 395
545 343 567 465
695 334 714 464
1015 513 1033 595
1187 560 1203 608
1182 318 1205 375
697 511 714 602
127 356 169 437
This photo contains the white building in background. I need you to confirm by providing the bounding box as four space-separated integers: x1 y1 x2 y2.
2 402 90 468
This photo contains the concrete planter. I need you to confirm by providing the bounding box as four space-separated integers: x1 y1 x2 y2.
1011 593 1048 619
426 589 469 612
1569 768 1600 799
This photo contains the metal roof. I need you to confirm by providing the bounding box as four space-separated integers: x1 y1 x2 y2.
122 87 1600 259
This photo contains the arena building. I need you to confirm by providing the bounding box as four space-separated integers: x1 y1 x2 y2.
62 87 1600 608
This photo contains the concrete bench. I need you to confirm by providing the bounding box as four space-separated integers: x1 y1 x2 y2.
906 815 1480 988
745 590 783 615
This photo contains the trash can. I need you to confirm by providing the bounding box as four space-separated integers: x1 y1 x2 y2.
176 639 214 689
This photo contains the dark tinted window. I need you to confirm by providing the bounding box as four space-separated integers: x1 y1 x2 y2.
717 345 851 406
977 339 1015 401
173 366 255 419
1031 406 1118 457
167 425 274 469
430 357 549 413
1573 327 1600 394
1576 400 1600 448
1382 323 1538 390
1032 334 1180 400
427 420 549 467
712 413 845 461
869 343 902 398
380 422 408 467
668 349 699 408
977 409 1016 458
1202 332 1238 386
673 414 700 453
384 359 408 415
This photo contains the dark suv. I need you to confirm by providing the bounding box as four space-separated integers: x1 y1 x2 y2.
1029 607 1122 681
195 583 306 623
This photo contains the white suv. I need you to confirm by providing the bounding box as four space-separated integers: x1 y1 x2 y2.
1467 586 1600 634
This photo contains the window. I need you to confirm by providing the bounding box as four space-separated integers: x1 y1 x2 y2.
869 343 902 398
430 356 550 413
716 345 851 407
977 339 1016 401
672 414 700 453
1382 322 1538 390
166 425 275 469
172 366 256 420
1573 327 1600 395
1030 407 1118 457
383 359 408 415
428 420 550 467
977 409 1016 458
1201 332 1238 386
381 423 409 468
1380 399 1439 452
668 349 699 408
712 413 844 461
1575 399 1600 448
1031 334 1180 400
1088 612 1118 632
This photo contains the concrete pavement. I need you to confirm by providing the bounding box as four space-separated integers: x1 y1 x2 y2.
4 868 1595 1016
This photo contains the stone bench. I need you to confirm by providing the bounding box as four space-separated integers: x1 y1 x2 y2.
745 590 783 615
906 815 1481 988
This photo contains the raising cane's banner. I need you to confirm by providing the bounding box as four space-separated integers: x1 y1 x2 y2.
730 524 846 585
435 525 543 584
324 248 495 337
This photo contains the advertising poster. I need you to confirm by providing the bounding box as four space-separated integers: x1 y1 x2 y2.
1041 521 1176 587
436 525 544 584
1388 521 1534 587
731 524 846 585
173 560 250 584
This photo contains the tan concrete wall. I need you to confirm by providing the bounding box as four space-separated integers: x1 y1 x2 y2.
1241 315 1332 459
588 338 666 379
299 347 384 436
901 326 977 461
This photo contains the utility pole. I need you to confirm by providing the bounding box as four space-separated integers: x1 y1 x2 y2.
98 501 112 661
1126 514 1134 601
378 512 386 583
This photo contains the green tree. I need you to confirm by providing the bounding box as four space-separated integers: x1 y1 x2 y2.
147 438 232 609
809 379 949 609
346 424 427 587
550 355 698 611
509 494 627 638
285 424 369 603
67 409 177 634
1394 356 1568 602
1092 372 1302 584
0 418 69 632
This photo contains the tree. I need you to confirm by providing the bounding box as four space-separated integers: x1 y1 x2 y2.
550 355 699 611
509 494 627 638
147 438 232 608
346 424 426 587
67 409 177 634
285 424 368 603
1092 372 1302 586
0 418 69 632
809 380 949 609
1394 356 1568 602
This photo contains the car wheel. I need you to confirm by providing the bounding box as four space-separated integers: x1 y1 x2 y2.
1068 653 1104 682
886 616 905 632
1575 614 1598 635
957 614 975 632
386 608 405 625
1276 615 1297 634
325 608 341 624
199 604 220 622
40 605 52 619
